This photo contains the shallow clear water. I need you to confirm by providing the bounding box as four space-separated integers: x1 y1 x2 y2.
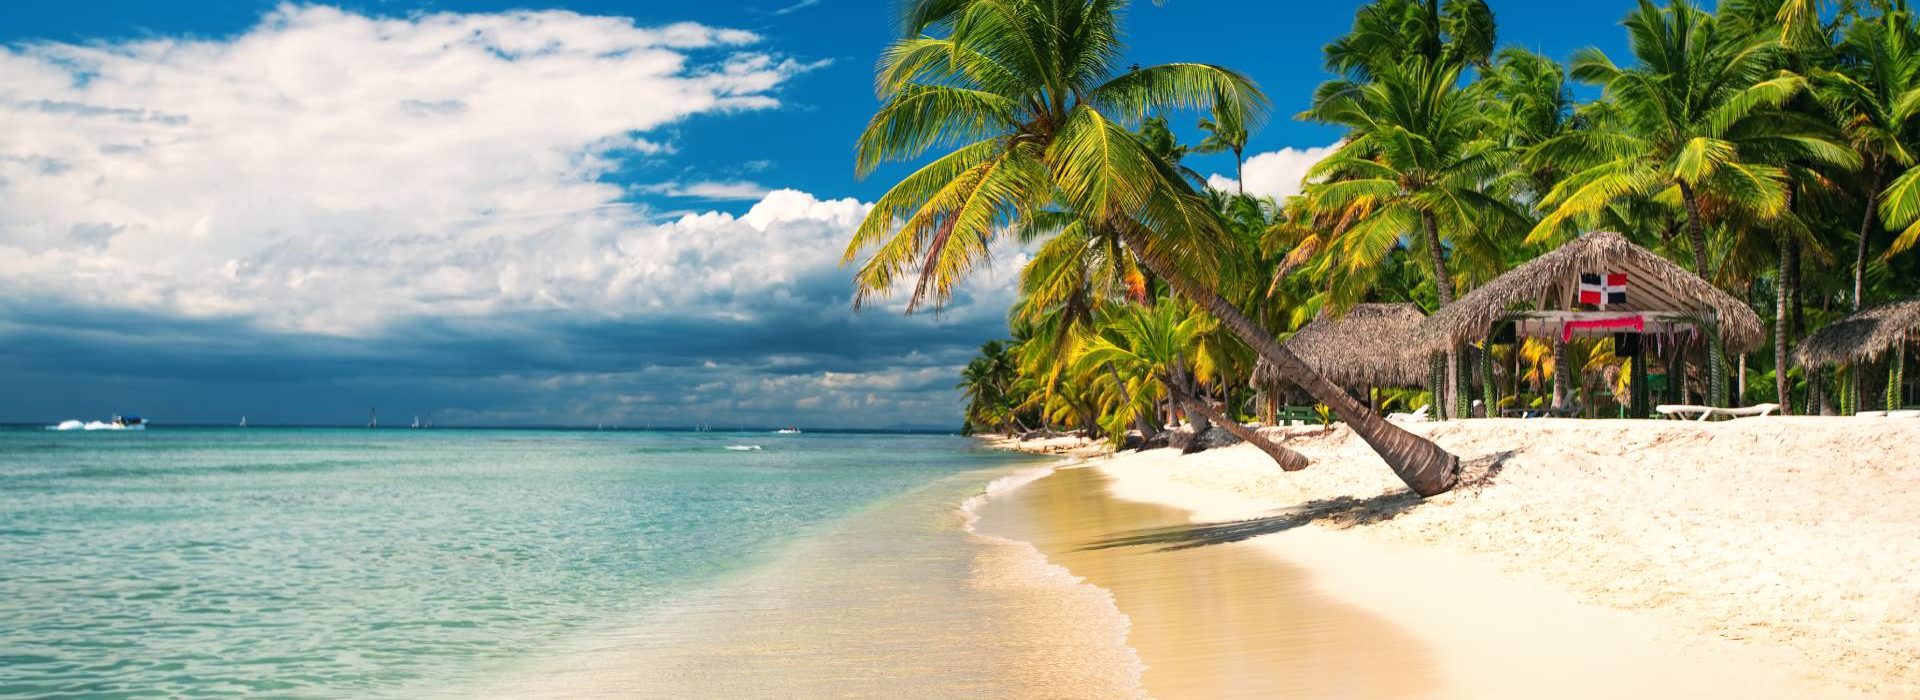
0 427 1022 697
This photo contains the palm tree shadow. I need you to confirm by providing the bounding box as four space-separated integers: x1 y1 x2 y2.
1082 449 1519 553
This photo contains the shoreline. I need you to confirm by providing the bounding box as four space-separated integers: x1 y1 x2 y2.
482 456 1146 698
984 417 1918 697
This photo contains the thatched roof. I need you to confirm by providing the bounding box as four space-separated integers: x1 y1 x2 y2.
1413 231 1764 353
1795 297 1920 367
1253 303 1430 391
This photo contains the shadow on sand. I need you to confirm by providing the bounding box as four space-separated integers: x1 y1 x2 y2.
1081 449 1518 553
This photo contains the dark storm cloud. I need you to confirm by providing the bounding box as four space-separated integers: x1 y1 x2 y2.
0 291 1007 429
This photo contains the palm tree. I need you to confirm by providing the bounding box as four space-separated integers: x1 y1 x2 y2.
1526 0 1854 274
957 340 1027 434
847 0 1460 495
1322 0 1496 81
1074 303 1307 470
1194 114 1248 193
1829 3 1920 304
1303 60 1527 418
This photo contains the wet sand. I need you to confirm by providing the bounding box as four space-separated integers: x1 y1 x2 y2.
973 465 1438 699
484 465 1143 698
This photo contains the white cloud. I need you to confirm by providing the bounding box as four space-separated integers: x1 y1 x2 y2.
0 5 831 334
1206 143 1339 200
638 180 772 200
772 0 824 16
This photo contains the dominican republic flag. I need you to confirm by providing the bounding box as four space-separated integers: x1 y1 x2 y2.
1579 273 1627 306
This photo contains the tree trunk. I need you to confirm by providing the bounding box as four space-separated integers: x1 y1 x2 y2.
1176 358 1214 447
1107 365 1158 439
1552 336 1569 410
1233 147 1245 196
1421 211 1460 421
1679 180 1710 275
1855 167 1879 311
1166 379 1307 470
1122 234 1459 496
1775 235 1793 414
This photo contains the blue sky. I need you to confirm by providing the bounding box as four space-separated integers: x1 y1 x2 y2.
0 1 1643 428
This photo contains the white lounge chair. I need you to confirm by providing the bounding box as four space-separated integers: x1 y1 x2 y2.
1857 409 1920 418
1655 403 1780 422
1386 404 1430 423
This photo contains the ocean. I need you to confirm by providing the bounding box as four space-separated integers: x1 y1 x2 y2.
0 427 1089 697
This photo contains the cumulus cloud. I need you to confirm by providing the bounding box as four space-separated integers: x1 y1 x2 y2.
1206 143 1339 200
0 4 1032 428
0 4 820 334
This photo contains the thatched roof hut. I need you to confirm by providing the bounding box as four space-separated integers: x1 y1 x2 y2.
1253 303 1429 391
1413 231 1764 353
1795 297 1920 367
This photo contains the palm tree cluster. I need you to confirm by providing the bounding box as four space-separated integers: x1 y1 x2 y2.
854 0 1920 496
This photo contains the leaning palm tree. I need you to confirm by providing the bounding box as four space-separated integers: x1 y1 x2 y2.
846 0 1459 495
1074 302 1307 470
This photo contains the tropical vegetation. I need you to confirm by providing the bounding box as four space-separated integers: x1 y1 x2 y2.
857 0 1920 496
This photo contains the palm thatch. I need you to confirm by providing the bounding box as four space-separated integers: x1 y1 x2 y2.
1253 303 1429 391
1413 231 1764 353
1795 297 1920 367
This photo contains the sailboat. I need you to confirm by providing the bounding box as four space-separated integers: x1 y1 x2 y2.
368 408 378 429
239 415 248 428
411 414 421 429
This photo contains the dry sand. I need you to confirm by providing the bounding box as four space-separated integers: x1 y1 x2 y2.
995 416 1920 697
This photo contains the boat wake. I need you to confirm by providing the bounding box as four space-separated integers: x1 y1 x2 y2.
47 420 145 431
724 445 763 451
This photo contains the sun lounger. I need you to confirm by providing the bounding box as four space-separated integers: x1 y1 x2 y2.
1858 409 1920 418
1386 404 1430 423
1655 403 1780 422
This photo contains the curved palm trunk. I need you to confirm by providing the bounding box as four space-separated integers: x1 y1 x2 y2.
1167 379 1307 470
1855 168 1879 312
1678 181 1710 275
1122 235 1460 496
1421 211 1461 420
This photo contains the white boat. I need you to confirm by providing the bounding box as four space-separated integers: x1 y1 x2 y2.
411 414 421 429
775 427 802 434
50 414 147 431
239 415 248 428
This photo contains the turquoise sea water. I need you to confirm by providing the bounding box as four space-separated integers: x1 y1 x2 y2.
0 427 1022 697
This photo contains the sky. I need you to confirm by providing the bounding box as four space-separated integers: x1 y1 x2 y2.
0 1 1644 429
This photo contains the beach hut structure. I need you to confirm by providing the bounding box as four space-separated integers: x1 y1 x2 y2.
1415 231 1764 418
1794 297 1920 412
1252 303 1430 421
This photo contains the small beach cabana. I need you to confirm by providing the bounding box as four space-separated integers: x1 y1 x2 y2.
1252 303 1430 420
1794 298 1920 412
1415 231 1764 418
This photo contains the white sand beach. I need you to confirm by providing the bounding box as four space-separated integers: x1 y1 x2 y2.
993 416 1920 697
